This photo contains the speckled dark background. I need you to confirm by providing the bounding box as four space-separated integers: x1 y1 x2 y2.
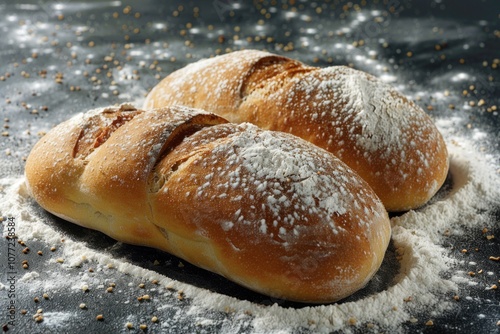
0 0 499 333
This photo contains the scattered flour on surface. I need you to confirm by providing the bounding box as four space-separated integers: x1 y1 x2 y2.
38 312 77 329
19 271 40 282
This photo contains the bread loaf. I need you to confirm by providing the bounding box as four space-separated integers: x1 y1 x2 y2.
144 50 449 211
25 104 391 303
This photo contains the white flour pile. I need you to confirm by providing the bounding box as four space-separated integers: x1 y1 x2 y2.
1 121 499 333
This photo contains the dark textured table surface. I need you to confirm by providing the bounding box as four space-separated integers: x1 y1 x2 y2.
0 1 499 333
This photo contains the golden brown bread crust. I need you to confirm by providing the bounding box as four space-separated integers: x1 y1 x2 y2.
144 50 449 211
25 104 391 303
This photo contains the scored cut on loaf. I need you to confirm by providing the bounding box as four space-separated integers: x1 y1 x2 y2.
25 104 391 303
144 50 449 212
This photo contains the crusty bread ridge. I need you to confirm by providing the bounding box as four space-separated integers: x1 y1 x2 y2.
144 50 449 211
25 104 391 303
